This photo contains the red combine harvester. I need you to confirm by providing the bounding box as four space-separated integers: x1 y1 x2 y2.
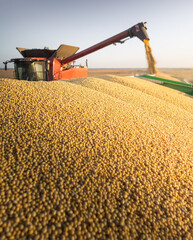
4 22 149 81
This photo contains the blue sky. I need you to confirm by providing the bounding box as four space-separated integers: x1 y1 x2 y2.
1 0 193 68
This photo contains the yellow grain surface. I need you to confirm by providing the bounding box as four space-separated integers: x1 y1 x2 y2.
0 76 193 239
100 75 193 114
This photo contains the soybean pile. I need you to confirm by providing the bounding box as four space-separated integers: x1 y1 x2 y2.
1 76 193 239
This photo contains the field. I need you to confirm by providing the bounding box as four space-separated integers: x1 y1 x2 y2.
0 69 15 79
1 73 193 239
88 68 193 83
158 69 193 84
1 68 193 83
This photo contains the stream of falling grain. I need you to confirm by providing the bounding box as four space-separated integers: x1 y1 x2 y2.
144 39 158 74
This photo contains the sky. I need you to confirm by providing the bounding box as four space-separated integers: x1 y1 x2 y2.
1 0 193 69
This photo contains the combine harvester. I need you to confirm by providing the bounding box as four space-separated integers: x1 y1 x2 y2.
4 22 149 81
3 22 193 95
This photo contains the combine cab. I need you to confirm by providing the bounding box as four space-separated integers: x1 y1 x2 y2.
14 58 47 81
4 22 149 81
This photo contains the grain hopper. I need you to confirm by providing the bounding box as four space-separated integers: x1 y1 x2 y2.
4 22 149 81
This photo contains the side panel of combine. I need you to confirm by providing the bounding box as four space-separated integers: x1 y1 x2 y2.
57 68 88 80
49 58 88 80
